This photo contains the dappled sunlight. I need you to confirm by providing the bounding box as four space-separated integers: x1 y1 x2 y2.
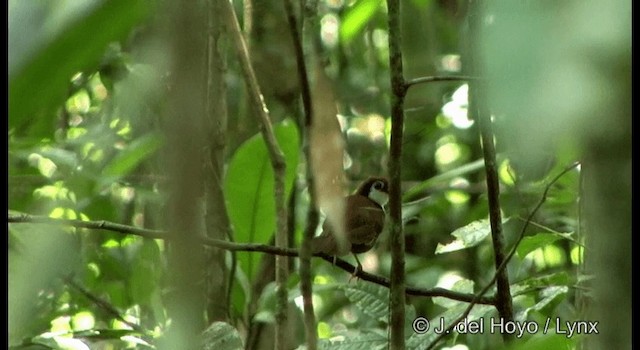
441 84 473 129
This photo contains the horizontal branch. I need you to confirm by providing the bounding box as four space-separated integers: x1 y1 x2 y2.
8 214 495 305
404 75 480 90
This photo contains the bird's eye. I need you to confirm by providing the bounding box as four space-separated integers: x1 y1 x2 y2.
373 180 384 190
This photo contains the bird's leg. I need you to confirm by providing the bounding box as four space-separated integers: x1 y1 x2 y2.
349 254 363 282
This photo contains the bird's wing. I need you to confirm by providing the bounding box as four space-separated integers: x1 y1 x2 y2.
348 224 382 245
346 195 385 244
311 231 351 255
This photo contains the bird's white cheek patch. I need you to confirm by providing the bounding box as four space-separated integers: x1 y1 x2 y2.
369 189 389 207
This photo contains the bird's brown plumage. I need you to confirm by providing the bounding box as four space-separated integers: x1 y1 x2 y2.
311 177 388 257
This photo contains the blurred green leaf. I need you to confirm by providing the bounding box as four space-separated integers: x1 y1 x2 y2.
130 239 162 304
38 148 79 170
9 225 81 343
340 0 382 45
516 233 566 259
402 158 486 202
9 0 153 138
201 322 244 350
406 301 494 348
409 0 432 8
230 263 251 320
510 272 572 296
343 280 389 322
101 132 163 184
436 218 509 254
517 286 568 321
225 120 300 280
432 278 474 308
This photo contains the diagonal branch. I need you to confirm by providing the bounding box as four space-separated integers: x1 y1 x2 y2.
63 275 146 333
425 162 580 350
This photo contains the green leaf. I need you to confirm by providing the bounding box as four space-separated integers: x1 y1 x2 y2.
518 286 568 321
406 302 494 348
510 271 572 296
342 280 389 322
9 0 153 138
432 278 474 308
435 218 508 254
101 132 163 184
402 158 486 202
201 322 244 350
516 233 565 259
225 119 299 287
340 0 383 45
230 264 251 320
129 240 162 304
410 0 433 8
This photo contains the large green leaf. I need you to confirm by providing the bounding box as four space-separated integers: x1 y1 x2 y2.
9 0 153 138
343 280 389 322
225 120 300 282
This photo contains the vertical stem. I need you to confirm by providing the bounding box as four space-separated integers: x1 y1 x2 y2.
467 0 514 335
221 1 289 348
282 0 318 348
163 0 207 347
386 0 406 348
204 0 231 322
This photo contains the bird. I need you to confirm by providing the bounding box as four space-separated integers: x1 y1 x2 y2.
311 176 389 274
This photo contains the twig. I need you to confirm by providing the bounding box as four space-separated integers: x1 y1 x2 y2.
386 0 407 348
8 214 495 305
425 162 580 350
404 75 480 90
63 275 145 333
221 1 289 348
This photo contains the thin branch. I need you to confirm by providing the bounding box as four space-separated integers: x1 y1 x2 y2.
63 275 145 333
426 162 580 350
386 0 407 348
221 1 289 348
404 75 480 90
468 0 514 334
8 214 495 305
8 214 167 238
281 0 318 348
204 0 232 322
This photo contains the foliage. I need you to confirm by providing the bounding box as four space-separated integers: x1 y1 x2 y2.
8 0 628 349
